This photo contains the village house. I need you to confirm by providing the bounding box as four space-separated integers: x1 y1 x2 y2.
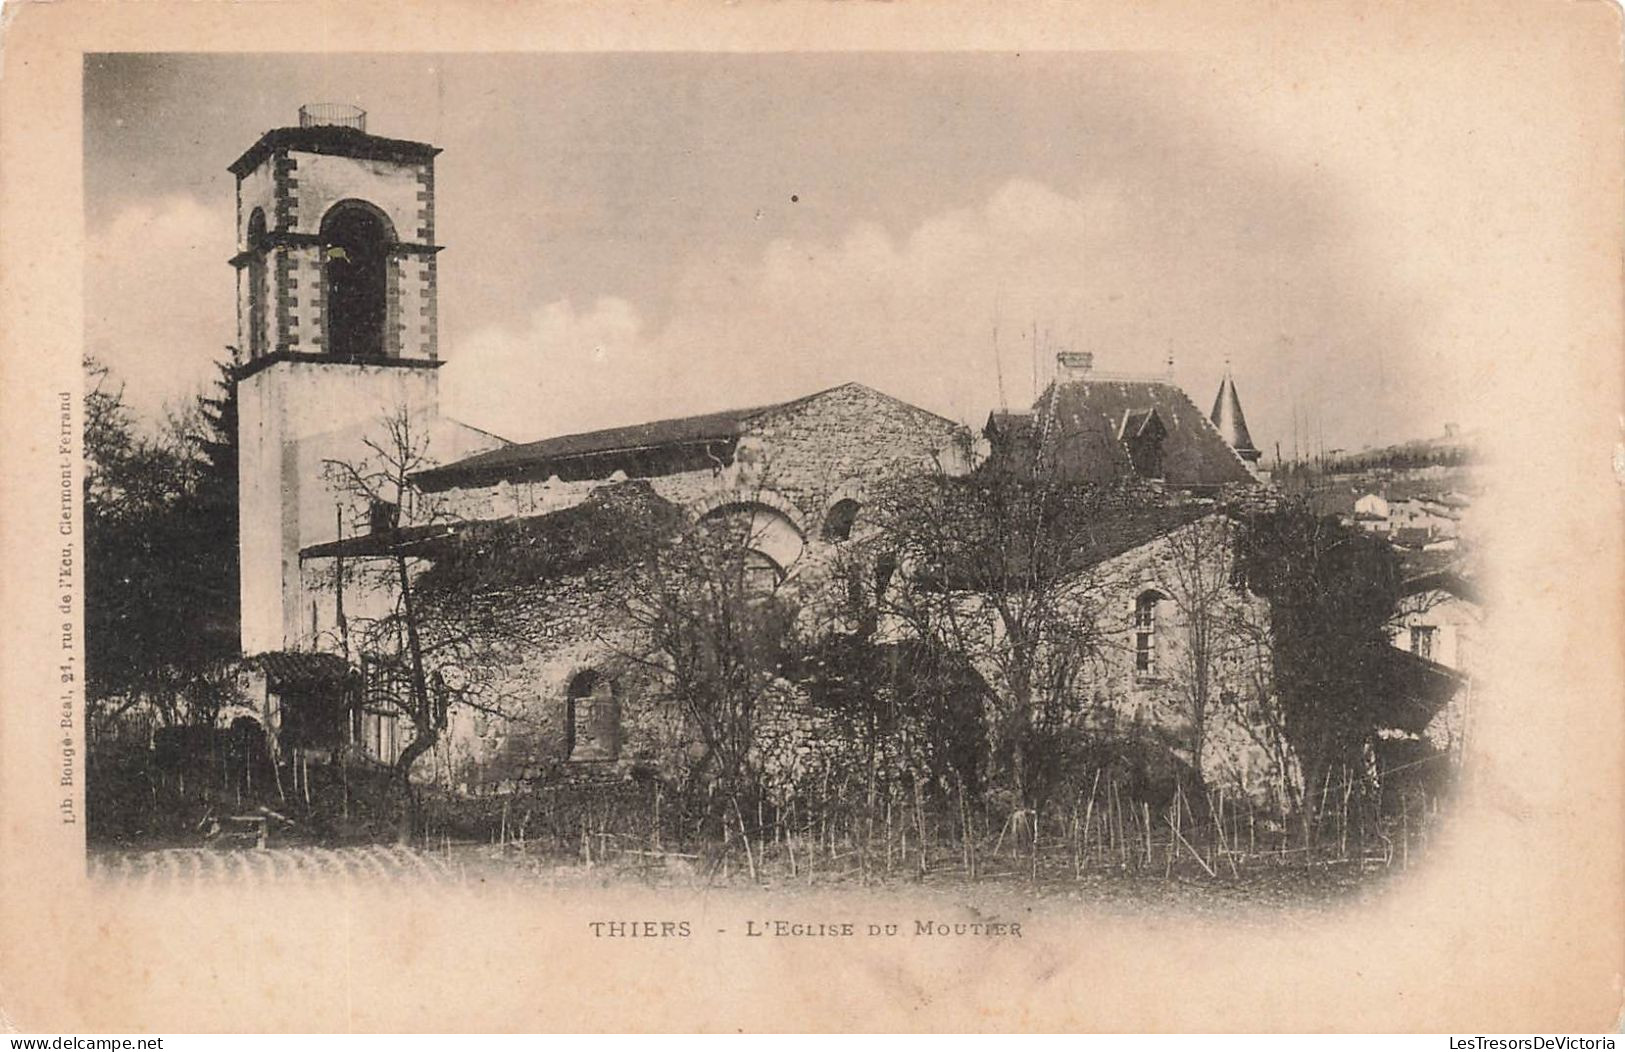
969 355 1290 803
222 109 1299 805
1383 569 1479 757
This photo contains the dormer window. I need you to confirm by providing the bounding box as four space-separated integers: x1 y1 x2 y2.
1120 408 1167 480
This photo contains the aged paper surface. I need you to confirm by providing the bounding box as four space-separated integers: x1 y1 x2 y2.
1 0 1622 1033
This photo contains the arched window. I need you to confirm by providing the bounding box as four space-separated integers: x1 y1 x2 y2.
822 498 862 542
566 670 620 762
741 549 784 599
698 500 804 574
1134 590 1165 676
246 209 268 359
320 202 393 360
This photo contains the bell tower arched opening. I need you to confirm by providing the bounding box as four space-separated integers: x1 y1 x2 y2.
320 201 394 360
245 209 269 359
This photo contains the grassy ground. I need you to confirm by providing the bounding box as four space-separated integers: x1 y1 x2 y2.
87 833 1413 920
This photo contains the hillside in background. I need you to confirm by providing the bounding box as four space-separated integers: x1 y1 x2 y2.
1271 428 1481 578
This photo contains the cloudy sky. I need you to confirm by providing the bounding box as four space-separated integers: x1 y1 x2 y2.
85 50 1517 454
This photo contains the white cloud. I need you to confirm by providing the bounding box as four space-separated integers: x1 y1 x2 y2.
441 175 1201 442
86 195 236 420
442 297 649 441
92 176 1451 456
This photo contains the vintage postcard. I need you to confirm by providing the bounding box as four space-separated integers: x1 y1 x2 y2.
0 0 1621 1034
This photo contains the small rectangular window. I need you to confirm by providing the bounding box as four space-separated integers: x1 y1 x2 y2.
1134 593 1161 676
1410 625 1437 661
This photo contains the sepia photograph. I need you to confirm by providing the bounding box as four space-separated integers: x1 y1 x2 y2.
81 52 1484 897
1 1 1620 1034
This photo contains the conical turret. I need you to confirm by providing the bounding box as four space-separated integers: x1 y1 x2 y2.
1210 367 1261 464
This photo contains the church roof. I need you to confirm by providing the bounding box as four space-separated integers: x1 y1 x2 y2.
413 403 772 490
990 377 1254 490
1209 372 1260 457
414 382 949 491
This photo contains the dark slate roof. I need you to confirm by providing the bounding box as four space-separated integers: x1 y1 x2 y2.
1064 500 1216 569
1372 646 1468 734
413 407 764 490
229 126 440 177
300 522 456 560
985 410 1034 438
909 477 1217 590
1014 378 1255 489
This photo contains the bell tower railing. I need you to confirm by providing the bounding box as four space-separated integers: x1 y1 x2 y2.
298 103 367 132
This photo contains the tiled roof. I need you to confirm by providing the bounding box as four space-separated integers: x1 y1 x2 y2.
412 481 686 593
301 482 686 591
241 650 357 691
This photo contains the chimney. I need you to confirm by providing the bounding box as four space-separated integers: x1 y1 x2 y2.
1056 351 1093 384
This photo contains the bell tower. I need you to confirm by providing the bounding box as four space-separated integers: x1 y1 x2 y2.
229 105 445 656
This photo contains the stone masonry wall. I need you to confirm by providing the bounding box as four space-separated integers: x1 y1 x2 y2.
1070 516 1297 806
740 382 966 532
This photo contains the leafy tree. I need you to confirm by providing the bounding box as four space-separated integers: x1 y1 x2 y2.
83 354 240 729
1236 503 1402 821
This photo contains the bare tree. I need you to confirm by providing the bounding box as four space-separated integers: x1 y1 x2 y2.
618 508 799 829
865 445 1150 820
317 407 546 838
317 407 446 838
1149 513 1250 793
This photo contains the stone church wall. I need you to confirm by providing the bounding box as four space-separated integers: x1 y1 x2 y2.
740 383 967 530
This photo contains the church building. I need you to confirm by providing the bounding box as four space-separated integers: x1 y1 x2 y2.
222 108 1282 800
